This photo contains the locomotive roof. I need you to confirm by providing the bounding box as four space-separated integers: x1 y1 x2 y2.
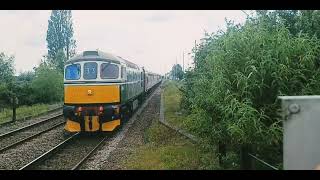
66 50 140 69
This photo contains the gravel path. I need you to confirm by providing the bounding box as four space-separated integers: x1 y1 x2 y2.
78 87 161 170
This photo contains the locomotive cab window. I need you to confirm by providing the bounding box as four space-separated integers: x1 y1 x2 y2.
84 62 97 79
101 63 119 79
65 64 81 80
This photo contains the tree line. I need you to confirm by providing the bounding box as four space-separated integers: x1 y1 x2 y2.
0 10 76 121
166 64 184 80
179 10 320 169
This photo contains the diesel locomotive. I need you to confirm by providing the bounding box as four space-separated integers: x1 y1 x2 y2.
63 50 161 133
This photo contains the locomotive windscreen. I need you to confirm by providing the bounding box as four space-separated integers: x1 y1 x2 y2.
101 63 119 79
65 64 81 80
83 62 98 79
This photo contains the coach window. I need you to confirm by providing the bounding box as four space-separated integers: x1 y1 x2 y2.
127 71 131 82
132 71 134 81
65 64 81 80
101 63 119 79
83 62 97 80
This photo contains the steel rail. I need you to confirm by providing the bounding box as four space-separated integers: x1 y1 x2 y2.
19 132 80 170
248 153 279 170
71 135 108 170
0 121 65 153
0 113 63 139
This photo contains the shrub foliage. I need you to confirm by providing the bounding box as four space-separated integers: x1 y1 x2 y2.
181 10 320 168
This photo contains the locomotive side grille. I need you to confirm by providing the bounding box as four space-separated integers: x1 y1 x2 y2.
83 51 99 56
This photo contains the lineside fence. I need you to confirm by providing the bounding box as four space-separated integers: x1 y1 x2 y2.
0 103 63 126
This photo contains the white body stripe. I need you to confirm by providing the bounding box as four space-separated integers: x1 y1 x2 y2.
64 80 142 86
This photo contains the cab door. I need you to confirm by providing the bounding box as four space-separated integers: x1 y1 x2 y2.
120 65 127 103
142 68 146 92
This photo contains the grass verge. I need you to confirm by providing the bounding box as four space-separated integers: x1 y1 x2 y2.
0 102 62 125
123 80 218 169
125 121 218 169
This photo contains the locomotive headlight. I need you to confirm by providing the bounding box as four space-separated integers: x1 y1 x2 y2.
99 106 104 112
75 106 82 115
77 107 82 112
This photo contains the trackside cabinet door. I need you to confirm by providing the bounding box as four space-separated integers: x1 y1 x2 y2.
280 96 320 170
120 84 127 103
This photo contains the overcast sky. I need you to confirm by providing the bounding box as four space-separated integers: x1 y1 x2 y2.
0 10 248 75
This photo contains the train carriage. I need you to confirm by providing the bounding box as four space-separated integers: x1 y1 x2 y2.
145 71 161 92
63 50 161 134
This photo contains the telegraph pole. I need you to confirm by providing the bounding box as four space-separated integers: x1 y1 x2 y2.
182 51 184 72
175 57 177 80
194 40 197 61
241 10 249 17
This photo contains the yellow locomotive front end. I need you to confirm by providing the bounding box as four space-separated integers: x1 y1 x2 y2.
64 84 121 132
63 51 123 133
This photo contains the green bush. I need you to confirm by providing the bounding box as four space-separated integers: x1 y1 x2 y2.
31 65 63 104
0 52 15 109
181 13 320 168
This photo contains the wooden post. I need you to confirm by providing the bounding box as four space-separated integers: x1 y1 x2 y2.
182 51 184 72
240 144 253 170
12 96 18 122
218 141 226 168
194 40 197 61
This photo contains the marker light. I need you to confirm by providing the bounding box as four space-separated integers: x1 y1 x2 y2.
99 106 104 112
97 106 103 115
113 105 120 115
77 107 82 112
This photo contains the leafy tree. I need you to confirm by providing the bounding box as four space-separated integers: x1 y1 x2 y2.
171 64 184 80
46 10 76 72
16 71 35 82
0 52 14 84
0 83 9 111
31 64 63 104
15 71 36 105
46 49 67 74
256 10 320 39
0 53 15 106
181 11 320 169
0 53 19 120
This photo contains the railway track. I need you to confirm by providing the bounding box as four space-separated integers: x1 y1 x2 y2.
0 113 64 153
19 132 109 170
12 83 162 170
